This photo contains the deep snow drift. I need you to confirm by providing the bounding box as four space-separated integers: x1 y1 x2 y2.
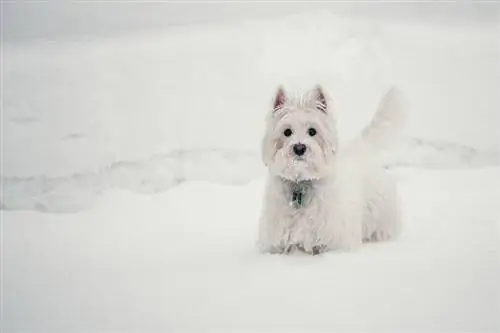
1 6 499 333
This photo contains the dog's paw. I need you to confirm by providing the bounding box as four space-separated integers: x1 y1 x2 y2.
266 244 296 255
370 230 395 242
312 245 328 255
296 244 328 255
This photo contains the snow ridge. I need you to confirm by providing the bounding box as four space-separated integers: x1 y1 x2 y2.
2 138 498 213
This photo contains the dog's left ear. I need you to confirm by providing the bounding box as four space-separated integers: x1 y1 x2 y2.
272 85 286 112
312 85 328 113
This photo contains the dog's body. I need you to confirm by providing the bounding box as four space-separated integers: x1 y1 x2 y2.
258 86 403 254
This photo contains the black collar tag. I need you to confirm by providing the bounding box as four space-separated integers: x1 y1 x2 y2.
285 179 312 209
292 189 303 206
291 181 309 208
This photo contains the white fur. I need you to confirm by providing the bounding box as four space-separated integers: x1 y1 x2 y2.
258 86 404 254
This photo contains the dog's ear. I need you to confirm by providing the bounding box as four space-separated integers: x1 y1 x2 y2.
272 85 286 111
312 85 328 113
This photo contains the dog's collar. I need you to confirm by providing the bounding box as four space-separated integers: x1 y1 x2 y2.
292 188 304 206
289 180 312 208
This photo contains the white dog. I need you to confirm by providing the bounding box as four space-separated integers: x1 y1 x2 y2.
258 85 404 255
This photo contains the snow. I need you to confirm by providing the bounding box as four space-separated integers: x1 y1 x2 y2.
1 3 500 332
3 8 499 181
3 168 500 331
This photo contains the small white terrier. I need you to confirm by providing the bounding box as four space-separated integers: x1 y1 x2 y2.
258 85 404 255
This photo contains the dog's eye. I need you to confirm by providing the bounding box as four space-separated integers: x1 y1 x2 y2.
283 128 293 137
308 128 317 136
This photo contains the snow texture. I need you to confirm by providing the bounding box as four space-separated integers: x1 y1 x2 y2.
3 168 500 332
1 4 499 332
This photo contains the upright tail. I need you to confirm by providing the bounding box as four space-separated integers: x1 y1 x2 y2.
347 87 405 155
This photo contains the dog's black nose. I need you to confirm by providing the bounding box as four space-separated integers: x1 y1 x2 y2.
293 143 307 156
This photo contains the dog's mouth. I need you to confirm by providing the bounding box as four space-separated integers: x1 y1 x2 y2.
292 156 307 162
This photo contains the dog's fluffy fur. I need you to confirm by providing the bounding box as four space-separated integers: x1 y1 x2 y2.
258 86 404 254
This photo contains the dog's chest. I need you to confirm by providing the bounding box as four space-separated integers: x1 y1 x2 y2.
282 181 323 230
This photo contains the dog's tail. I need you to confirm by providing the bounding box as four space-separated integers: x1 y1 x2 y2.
347 87 405 156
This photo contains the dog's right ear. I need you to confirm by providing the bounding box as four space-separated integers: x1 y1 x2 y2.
272 85 286 112
312 85 328 114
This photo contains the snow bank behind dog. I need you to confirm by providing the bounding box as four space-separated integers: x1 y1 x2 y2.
3 9 499 213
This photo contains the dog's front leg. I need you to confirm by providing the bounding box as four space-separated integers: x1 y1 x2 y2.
258 214 293 254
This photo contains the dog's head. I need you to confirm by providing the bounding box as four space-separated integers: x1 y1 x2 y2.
262 85 338 181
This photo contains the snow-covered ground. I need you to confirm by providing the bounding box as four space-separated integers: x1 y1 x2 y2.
3 168 500 332
2 3 499 332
